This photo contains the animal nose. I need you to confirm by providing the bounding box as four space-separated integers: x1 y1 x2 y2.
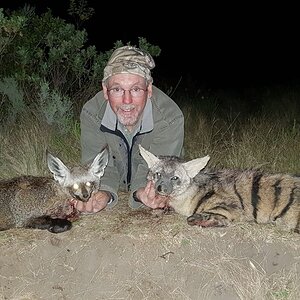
81 192 90 202
157 185 167 193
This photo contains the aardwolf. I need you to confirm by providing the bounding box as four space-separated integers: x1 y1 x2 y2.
0 148 108 233
139 145 300 233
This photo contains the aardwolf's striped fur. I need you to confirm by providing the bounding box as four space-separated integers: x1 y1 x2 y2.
139 145 300 233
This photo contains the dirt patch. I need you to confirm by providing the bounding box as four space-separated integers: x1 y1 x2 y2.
0 192 299 300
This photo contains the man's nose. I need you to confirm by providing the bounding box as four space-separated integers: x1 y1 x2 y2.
122 90 133 103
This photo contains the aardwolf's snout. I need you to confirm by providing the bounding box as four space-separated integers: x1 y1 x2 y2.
81 189 93 202
70 187 92 202
156 182 172 195
82 192 91 201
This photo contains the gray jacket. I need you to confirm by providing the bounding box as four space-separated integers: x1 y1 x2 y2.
80 86 184 208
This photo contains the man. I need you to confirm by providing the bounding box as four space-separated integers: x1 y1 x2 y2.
75 45 184 213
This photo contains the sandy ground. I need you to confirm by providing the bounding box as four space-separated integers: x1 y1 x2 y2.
0 192 299 300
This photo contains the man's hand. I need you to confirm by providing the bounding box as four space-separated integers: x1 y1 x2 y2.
72 191 111 214
135 181 169 209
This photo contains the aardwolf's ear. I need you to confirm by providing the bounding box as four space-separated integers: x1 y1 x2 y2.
89 146 109 179
183 155 210 178
47 151 70 184
138 144 160 168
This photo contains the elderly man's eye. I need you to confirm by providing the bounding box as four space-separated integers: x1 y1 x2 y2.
131 87 141 92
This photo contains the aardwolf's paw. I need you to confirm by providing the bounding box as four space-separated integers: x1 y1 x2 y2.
187 213 229 227
151 206 175 217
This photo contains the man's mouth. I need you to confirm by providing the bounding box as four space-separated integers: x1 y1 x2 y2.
120 104 135 112
121 108 134 112
119 107 136 117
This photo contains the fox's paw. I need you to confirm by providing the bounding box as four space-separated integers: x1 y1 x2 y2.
187 213 229 228
48 219 72 233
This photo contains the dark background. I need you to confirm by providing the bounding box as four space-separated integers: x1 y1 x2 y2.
1 1 300 89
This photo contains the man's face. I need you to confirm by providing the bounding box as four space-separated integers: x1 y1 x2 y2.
103 74 152 131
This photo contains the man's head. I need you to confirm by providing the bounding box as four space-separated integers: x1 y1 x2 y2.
102 46 155 132
102 46 155 83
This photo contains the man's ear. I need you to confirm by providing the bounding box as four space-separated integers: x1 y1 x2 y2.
147 83 153 98
102 82 109 100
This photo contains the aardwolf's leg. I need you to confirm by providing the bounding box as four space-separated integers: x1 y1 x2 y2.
26 216 72 233
187 213 231 227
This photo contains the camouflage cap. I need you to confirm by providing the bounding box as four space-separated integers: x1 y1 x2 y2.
103 46 155 83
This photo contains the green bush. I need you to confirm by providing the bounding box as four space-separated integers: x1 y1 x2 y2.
0 5 160 132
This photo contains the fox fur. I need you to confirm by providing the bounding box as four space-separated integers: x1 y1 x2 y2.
0 148 108 233
139 145 300 233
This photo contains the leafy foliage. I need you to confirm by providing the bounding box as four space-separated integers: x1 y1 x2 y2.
0 5 161 133
68 0 95 28
0 77 26 124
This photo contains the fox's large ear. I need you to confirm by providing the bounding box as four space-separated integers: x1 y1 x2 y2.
47 151 70 184
89 147 109 179
183 155 210 178
138 144 160 168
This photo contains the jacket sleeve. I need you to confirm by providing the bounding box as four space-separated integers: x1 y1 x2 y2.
80 105 120 208
129 111 184 208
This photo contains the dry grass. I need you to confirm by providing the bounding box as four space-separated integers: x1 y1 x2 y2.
0 121 50 178
0 193 299 300
184 106 300 174
0 118 80 178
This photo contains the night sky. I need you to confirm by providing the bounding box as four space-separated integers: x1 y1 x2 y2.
2 1 300 88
